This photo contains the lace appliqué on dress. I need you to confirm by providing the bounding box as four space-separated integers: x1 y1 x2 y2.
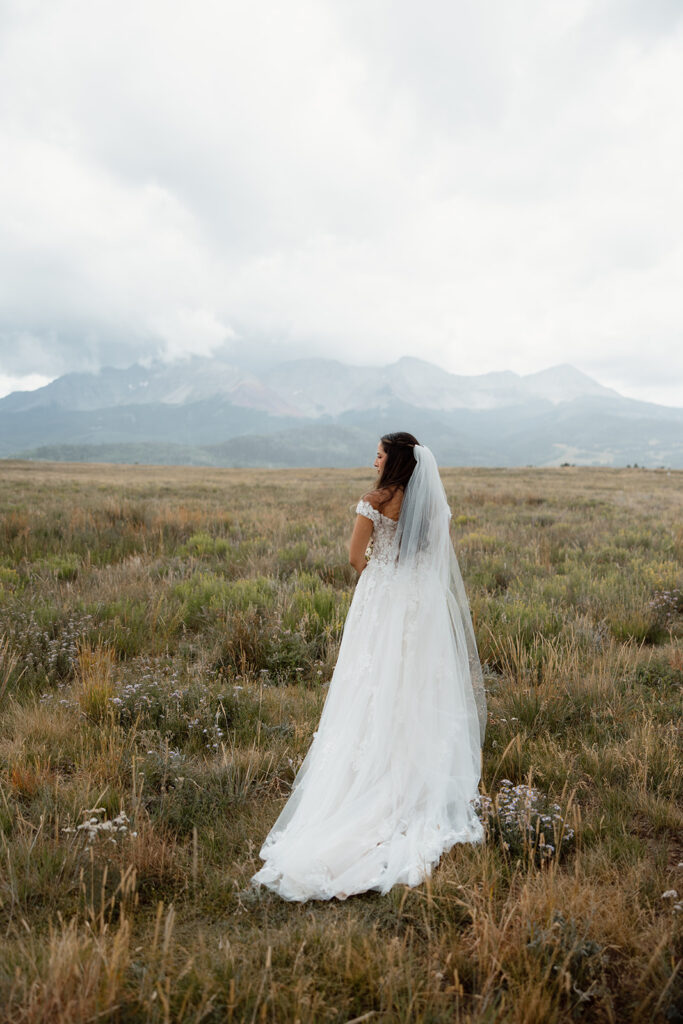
355 500 398 570
355 499 381 524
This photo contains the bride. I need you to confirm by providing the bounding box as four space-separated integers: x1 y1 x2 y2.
251 432 487 901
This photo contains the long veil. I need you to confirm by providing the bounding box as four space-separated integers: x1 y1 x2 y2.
393 444 487 743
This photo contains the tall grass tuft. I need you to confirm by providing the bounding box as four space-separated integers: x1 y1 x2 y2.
75 639 116 723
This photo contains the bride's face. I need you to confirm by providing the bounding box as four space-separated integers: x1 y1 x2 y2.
374 442 387 476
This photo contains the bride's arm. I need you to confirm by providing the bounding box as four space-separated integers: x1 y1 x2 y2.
349 515 374 574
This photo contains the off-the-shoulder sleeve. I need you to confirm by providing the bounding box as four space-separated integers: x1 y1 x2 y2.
356 499 380 525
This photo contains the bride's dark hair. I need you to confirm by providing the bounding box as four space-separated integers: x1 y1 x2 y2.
375 432 420 504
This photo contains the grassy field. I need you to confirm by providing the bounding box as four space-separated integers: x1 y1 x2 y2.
0 459 681 1023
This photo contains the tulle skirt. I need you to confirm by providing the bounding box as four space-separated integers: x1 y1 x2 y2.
251 556 484 902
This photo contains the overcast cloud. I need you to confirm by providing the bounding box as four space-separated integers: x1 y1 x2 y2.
1 0 682 405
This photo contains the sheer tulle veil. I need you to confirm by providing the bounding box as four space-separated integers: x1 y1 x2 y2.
393 444 487 743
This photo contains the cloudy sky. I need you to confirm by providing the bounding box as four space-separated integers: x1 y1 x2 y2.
1 0 682 405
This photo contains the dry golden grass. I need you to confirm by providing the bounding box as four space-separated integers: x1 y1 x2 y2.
0 459 681 1022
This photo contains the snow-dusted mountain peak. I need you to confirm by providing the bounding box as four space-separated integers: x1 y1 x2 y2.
522 364 620 404
0 353 633 419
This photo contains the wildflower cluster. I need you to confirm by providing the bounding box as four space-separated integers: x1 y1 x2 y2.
648 588 682 630
106 656 186 728
526 912 606 1007
107 658 180 731
39 681 77 709
475 779 575 865
138 745 188 796
662 889 683 913
186 706 228 751
62 807 136 845
105 656 261 750
6 611 94 684
264 626 318 682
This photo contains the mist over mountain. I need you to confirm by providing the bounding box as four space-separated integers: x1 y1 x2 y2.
1 356 681 468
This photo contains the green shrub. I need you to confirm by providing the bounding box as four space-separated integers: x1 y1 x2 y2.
283 582 350 636
634 657 682 689
94 597 151 659
175 573 276 630
606 605 667 645
277 542 309 574
181 531 231 559
39 554 80 581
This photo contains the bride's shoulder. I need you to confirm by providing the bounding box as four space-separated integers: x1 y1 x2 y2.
361 487 403 519
360 487 392 510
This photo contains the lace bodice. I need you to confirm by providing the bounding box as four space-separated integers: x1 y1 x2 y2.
356 499 399 568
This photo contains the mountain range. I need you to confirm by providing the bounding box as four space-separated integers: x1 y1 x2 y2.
1 355 681 468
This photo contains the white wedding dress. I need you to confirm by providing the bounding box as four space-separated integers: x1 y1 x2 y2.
251 446 486 902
